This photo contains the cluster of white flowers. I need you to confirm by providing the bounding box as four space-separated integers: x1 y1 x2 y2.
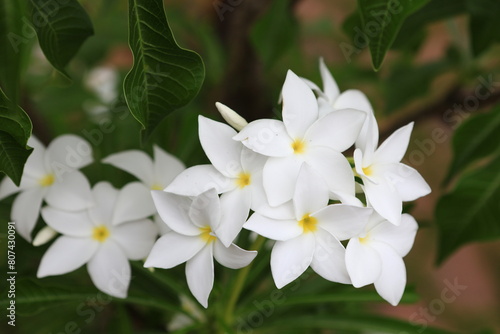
0 59 430 308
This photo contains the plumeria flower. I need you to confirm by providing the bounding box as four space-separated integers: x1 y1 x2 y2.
0 135 93 241
345 212 418 305
353 122 431 225
166 116 267 246
103 145 186 234
37 182 158 298
245 165 372 288
233 70 366 206
145 188 257 307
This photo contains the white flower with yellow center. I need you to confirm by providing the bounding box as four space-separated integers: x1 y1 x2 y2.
37 182 158 298
145 188 257 308
0 135 93 241
345 212 418 306
166 116 267 247
233 70 366 207
244 165 372 289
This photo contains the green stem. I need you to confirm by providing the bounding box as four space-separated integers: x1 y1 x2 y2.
223 235 266 326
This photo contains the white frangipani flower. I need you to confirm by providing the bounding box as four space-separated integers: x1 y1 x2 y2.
0 135 93 241
145 188 257 308
166 116 267 246
354 122 431 225
38 182 158 298
233 70 366 206
345 212 418 305
245 165 372 289
215 102 248 131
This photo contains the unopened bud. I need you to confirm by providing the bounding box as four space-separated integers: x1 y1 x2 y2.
215 102 248 131
33 226 58 246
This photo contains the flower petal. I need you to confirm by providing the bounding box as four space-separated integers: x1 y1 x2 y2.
88 182 118 225
186 245 214 308
333 89 372 113
217 188 251 247
263 156 303 207
319 58 340 102
363 178 402 225
150 191 200 236
373 122 414 164
250 181 295 220
189 188 221 230
293 164 329 219
311 229 350 284
87 241 131 298
112 219 158 260
233 119 294 157
313 204 372 240
12 187 45 241
112 182 156 225
271 234 315 288
41 207 93 237
165 165 234 196
213 241 256 269
282 70 319 138
45 135 93 171
370 213 418 257
345 238 382 287
372 242 407 306
154 213 171 235
240 147 267 174
144 232 205 268
37 236 98 277
153 145 185 188
102 150 154 185
354 108 378 156
0 174 37 200
45 170 93 211
24 135 47 178
244 213 302 241
383 163 431 201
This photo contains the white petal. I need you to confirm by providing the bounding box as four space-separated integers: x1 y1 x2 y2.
372 242 407 306
217 188 251 247
186 245 214 308
12 188 45 241
154 213 172 235
345 238 382 287
373 122 414 164
215 102 248 131
293 164 329 219
319 58 340 102
165 165 234 196
213 241 256 269
251 183 295 220
233 119 294 157
41 207 93 237
37 236 98 277
144 232 205 268
317 97 334 118
112 219 158 260
87 242 131 298
189 188 221 230
88 182 118 224
150 191 200 236
45 135 93 171
263 156 303 206
333 89 373 113
24 135 48 178
383 163 431 201
112 182 156 225
313 204 372 240
370 213 418 257
282 70 319 138
153 145 185 188
311 229 350 284
244 213 302 241
45 171 93 211
32 226 58 246
301 77 323 94
240 147 267 174
271 234 315 288
305 108 366 152
363 178 402 225
0 175 24 200
354 108 378 155
102 150 154 185
199 115 243 178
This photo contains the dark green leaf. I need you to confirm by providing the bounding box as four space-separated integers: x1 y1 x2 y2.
466 0 500 56
444 107 500 184
124 0 205 141
357 0 430 70
436 154 500 263
28 0 94 77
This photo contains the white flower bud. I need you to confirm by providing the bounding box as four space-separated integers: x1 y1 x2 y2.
215 102 248 131
33 226 58 246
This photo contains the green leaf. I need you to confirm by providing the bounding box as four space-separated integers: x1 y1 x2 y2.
124 0 205 141
466 0 500 56
444 107 500 184
250 0 298 68
28 0 94 77
0 87 32 185
436 154 500 263
357 0 430 70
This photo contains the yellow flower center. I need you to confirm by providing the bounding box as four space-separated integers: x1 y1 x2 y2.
150 183 164 190
235 172 251 189
359 233 370 244
362 165 373 176
199 226 216 244
291 139 306 154
38 174 55 187
92 225 110 243
298 214 318 233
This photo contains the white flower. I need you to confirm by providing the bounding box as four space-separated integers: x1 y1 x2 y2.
244 165 372 289
145 188 257 308
345 212 418 305
233 70 366 206
102 145 186 234
85 66 119 105
166 116 267 246
0 135 93 241
37 182 158 298
354 122 431 225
